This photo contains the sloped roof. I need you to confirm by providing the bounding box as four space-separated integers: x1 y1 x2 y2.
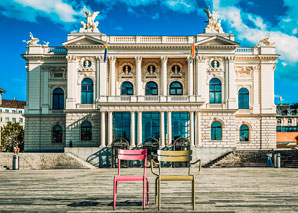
0 99 26 109
0 88 6 93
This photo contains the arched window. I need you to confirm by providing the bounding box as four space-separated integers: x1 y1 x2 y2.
121 81 134 95
238 88 249 109
145 81 158 95
169 81 183 95
81 121 92 141
81 78 93 104
52 125 63 143
211 121 222 140
53 88 64 110
240 124 249 142
209 78 221 103
171 65 180 74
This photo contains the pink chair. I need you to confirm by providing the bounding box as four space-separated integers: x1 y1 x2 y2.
113 149 149 210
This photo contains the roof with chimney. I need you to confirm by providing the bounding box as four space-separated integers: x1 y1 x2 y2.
0 99 26 109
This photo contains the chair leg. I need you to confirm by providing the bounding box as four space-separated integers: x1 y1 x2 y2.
143 178 145 209
158 179 161 210
113 179 117 210
192 179 195 210
155 177 158 206
146 177 149 205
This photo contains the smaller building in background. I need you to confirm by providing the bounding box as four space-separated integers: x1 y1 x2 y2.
276 104 298 148
0 88 26 126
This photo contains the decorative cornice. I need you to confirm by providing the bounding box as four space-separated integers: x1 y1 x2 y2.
66 55 77 62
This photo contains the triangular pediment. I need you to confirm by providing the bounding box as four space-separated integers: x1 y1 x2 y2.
62 34 105 46
196 36 239 46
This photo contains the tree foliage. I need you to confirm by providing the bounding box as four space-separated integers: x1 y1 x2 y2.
1 122 24 152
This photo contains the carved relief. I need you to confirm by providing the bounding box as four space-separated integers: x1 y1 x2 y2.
144 63 159 78
79 57 95 71
235 66 253 79
119 63 134 78
169 63 183 78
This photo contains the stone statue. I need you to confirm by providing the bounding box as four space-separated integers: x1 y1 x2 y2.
23 32 40 46
296 109 298 115
203 6 224 33
287 108 292 115
276 108 281 115
257 34 275 47
79 6 100 33
42 41 49 47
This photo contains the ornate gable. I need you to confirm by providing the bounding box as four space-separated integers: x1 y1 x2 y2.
196 36 239 48
62 35 106 47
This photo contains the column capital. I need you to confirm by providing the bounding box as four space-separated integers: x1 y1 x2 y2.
195 55 206 63
161 56 168 63
109 56 116 62
225 56 235 62
135 56 142 63
66 55 77 62
96 55 105 63
187 56 195 63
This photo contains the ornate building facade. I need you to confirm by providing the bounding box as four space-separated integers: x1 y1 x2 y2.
22 8 279 153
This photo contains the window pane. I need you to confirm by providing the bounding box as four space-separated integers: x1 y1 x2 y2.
216 127 222 140
215 93 221 103
211 127 216 140
210 93 214 103
87 92 93 104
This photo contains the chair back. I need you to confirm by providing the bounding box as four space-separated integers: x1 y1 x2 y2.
157 150 192 162
117 149 147 176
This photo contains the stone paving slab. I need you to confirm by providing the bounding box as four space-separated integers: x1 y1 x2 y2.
0 168 298 212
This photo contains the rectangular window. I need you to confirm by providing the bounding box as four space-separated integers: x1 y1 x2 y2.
12 118 16 122
54 72 63 78
12 110 16 114
5 109 9 113
19 110 22 114
5 117 9 122
19 118 23 123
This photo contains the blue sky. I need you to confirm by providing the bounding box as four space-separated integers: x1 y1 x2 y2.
0 0 297 104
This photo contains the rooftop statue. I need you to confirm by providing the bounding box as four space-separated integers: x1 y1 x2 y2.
79 6 100 33
287 108 292 115
257 34 275 47
23 32 40 46
204 6 224 34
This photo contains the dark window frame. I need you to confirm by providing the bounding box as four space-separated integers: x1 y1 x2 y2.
145 81 158 95
81 121 92 141
53 88 64 110
209 78 222 104
169 81 183 95
81 78 94 104
52 125 63 143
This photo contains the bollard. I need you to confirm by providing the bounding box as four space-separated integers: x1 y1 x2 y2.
12 155 19 170
274 154 277 168
276 153 281 168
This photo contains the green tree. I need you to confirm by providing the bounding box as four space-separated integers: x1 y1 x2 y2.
1 122 24 152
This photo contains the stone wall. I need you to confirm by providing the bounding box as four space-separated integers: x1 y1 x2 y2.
0 153 87 170
66 112 101 147
24 115 66 152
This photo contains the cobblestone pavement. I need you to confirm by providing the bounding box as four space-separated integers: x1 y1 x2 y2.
0 168 298 212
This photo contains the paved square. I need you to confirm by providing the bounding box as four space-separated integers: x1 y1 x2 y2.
0 168 298 212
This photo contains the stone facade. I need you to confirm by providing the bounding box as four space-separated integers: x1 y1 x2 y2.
22 9 279 153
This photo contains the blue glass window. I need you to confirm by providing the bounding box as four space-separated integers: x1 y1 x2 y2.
238 88 249 109
172 112 190 140
145 81 158 95
240 124 249 142
53 88 64 110
142 112 160 142
52 125 63 143
209 78 221 104
169 81 183 95
121 81 134 95
81 121 92 141
113 112 131 141
211 121 222 140
81 78 93 104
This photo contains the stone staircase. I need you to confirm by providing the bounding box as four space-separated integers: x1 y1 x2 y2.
280 149 298 168
203 151 234 168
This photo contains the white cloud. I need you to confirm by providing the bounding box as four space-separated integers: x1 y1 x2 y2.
281 62 287 66
152 12 159 20
0 0 85 28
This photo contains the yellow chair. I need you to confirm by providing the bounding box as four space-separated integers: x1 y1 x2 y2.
151 150 201 210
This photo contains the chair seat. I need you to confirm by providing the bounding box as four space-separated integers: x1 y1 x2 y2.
160 175 194 181
115 175 147 182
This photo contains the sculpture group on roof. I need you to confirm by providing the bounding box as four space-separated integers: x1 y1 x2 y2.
79 6 100 33
23 32 40 46
203 6 224 34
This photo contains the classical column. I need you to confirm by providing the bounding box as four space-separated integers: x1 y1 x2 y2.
167 111 172 145
227 56 237 109
196 56 206 98
135 56 142 96
96 56 107 97
161 56 168 96
42 67 49 114
109 56 116 96
190 111 195 146
108 111 113 147
253 66 260 113
100 111 106 147
130 112 135 147
187 56 194 96
137 111 142 146
66 55 77 109
160 112 165 147
195 111 202 146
